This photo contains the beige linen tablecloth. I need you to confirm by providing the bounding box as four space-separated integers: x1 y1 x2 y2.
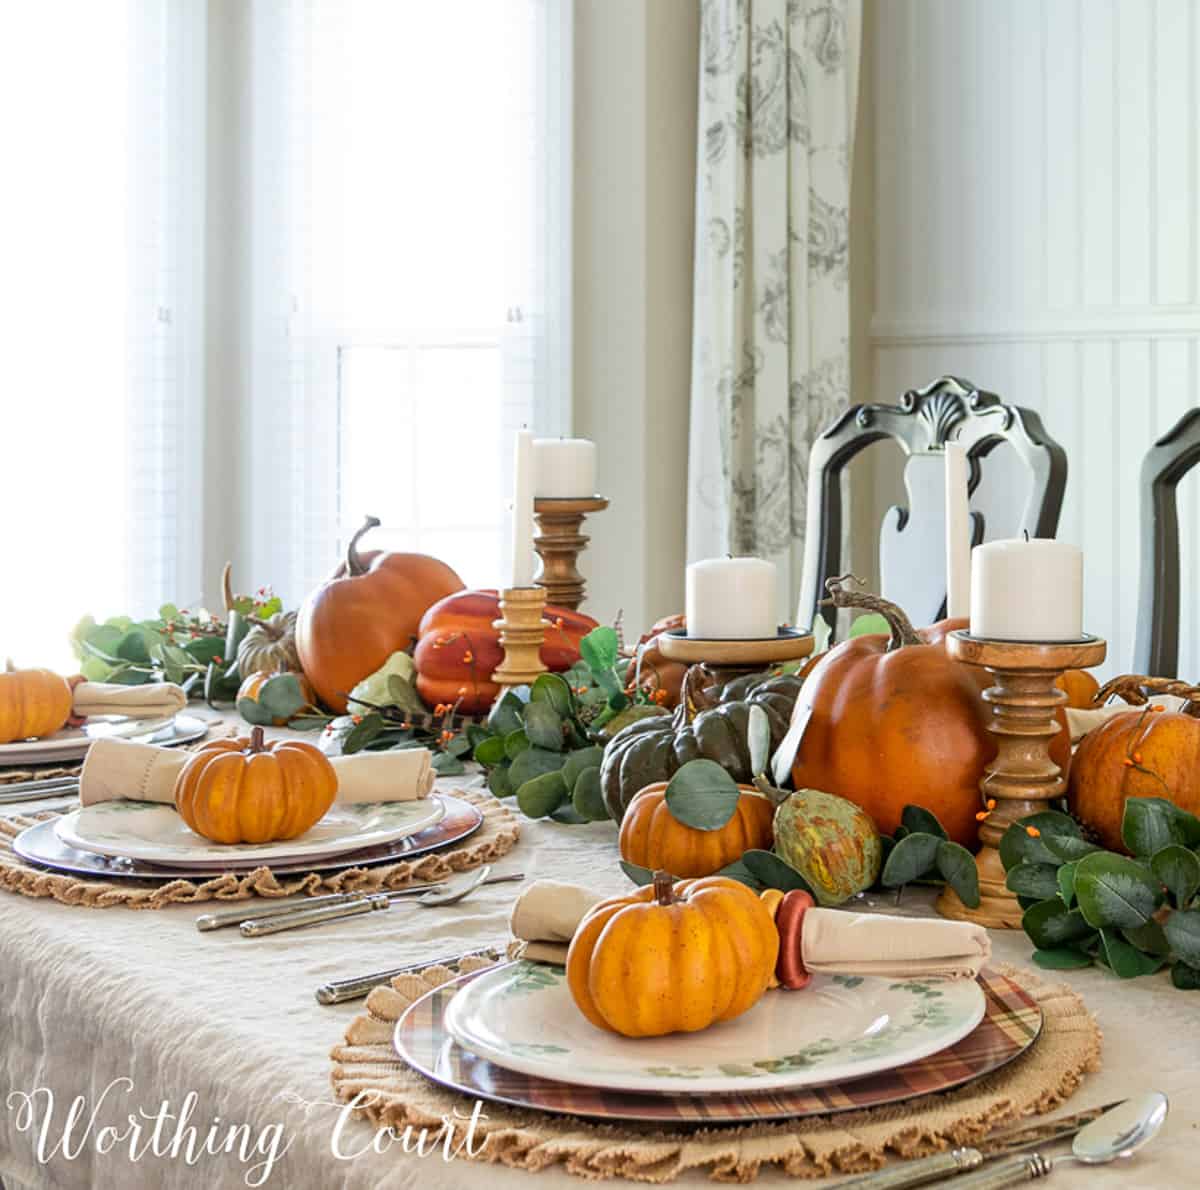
0 727 1197 1189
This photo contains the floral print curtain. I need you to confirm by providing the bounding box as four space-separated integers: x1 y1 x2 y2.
687 0 860 620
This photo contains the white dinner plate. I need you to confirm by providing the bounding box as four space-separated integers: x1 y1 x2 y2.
52 794 446 868
442 960 985 1095
0 713 209 765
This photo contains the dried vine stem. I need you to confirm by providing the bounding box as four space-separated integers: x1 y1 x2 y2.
1095 673 1200 718
822 574 923 650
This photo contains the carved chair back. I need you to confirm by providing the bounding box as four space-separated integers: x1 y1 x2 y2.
798 376 1067 632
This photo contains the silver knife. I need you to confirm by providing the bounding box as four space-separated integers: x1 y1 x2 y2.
0 780 81 804
830 1101 1124 1189
315 942 507 1004
194 883 448 931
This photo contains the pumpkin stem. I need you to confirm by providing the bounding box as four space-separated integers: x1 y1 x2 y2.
346 515 381 577
752 773 791 806
1096 673 1200 718
823 575 923 651
248 726 266 753
652 870 676 906
4 658 13 674
221 561 236 613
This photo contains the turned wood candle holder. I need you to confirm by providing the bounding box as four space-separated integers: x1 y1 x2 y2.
532 495 609 611
491 586 549 691
656 628 815 688
937 631 1107 929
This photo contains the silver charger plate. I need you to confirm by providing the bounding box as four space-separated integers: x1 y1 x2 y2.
10 792 484 880
0 713 211 766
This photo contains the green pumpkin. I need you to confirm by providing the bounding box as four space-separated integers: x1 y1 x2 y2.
599 672 803 821
773 788 882 906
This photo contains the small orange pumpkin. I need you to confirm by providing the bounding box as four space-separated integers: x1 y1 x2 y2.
236 668 317 726
618 782 774 877
566 872 778 1037
0 661 72 744
174 726 337 844
1056 668 1100 709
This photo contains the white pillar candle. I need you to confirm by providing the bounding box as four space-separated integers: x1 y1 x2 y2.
510 430 535 587
685 557 778 639
944 442 971 618
533 438 597 498
969 539 1084 641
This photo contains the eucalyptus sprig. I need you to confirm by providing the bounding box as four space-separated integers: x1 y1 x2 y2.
1001 798 1200 987
879 807 981 908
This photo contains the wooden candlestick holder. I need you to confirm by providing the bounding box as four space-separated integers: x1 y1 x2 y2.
491 586 549 691
532 495 609 610
937 631 1106 929
656 628 814 688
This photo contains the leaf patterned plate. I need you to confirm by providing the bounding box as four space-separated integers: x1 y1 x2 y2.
53 794 446 868
0 714 210 766
441 960 985 1095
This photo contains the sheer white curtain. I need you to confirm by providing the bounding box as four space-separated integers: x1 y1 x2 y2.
244 0 573 602
0 1 205 669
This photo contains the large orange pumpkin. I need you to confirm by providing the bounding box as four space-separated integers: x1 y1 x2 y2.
790 587 993 847
618 782 774 877
296 515 464 713
412 589 596 713
1068 702 1200 852
566 872 778 1037
174 726 337 844
0 662 72 744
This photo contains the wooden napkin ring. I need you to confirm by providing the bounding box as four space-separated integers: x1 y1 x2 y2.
774 890 814 990
758 889 786 989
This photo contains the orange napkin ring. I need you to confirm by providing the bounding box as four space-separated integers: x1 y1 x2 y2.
774 889 814 990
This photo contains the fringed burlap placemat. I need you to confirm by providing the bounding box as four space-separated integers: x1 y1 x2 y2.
330 961 1101 1183
0 790 519 909
0 762 83 783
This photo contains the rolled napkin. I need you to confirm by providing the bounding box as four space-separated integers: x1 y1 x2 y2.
70 680 188 721
78 737 434 807
508 879 990 981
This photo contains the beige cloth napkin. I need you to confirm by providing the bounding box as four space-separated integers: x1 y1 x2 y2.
508 880 990 979
78 737 434 807
71 681 188 720
1064 694 1186 743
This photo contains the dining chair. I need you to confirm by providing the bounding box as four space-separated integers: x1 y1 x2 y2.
1134 408 1200 678
798 375 1068 632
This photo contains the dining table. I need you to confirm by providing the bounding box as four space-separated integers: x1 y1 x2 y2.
0 718 1197 1190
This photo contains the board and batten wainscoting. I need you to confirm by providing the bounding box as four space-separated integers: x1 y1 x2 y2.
853 0 1200 681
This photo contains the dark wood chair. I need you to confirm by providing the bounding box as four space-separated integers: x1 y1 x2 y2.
798 375 1068 633
1134 409 1200 677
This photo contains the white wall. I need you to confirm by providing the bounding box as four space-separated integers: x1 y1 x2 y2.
572 0 698 638
860 0 1200 679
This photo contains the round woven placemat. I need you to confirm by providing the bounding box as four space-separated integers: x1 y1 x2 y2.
330 961 1101 1183
0 789 519 909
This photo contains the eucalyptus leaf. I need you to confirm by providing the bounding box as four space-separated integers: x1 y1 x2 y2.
579 626 619 674
1042 834 1101 863
473 735 507 767
508 746 564 788
1122 796 1198 856
1163 907 1200 965
183 635 225 665
1122 918 1171 956
530 672 573 716
1021 898 1096 949
466 724 491 750
384 673 427 717
443 733 472 758
287 715 329 732
1097 928 1167 978
562 746 605 788
1032 947 1094 970
620 860 655 887
516 770 568 818
258 673 305 720
431 752 466 776
901 805 948 839
935 840 980 907
1073 852 1163 929
342 712 386 754
158 603 180 621
523 702 565 752
663 759 741 831
742 849 814 894
115 629 152 664
1171 961 1200 989
998 811 1080 871
571 767 608 821
713 858 767 892
488 764 513 798
236 696 277 727
880 832 940 887
1005 862 1062 901
1151 843 1200 909
549 803 589 825
1057 861 1077 908
487 691 526 737
504 730 531 759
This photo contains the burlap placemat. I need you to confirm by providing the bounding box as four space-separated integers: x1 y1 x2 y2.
329 961 1101 1183
0 789 519 909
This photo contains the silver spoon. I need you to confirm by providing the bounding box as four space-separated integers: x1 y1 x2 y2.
945 1092 1168 1188
414 863 492 906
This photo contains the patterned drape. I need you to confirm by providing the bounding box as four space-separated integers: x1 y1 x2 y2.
687 0 860 620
